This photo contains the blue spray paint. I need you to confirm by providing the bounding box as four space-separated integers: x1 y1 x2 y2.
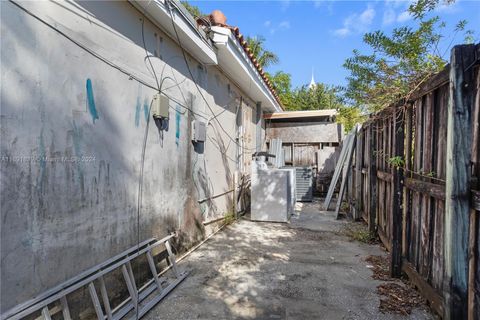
135 97 141 127
143 98 150 122
86 79 99 123
175 105 181 147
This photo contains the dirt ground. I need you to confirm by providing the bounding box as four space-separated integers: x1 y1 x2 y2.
144 200 434 320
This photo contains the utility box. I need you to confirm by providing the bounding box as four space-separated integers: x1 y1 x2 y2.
192 120 207 142
152 93 170 118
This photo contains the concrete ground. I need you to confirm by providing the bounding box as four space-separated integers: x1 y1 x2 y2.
145 200 434 320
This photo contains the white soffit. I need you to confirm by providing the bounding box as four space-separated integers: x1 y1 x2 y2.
129 0 217 65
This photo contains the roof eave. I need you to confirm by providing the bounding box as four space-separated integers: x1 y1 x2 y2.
210 27 283 112
129 0 217 65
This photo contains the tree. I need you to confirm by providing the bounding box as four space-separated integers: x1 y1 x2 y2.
343 0 474 112
285 84 344 111
267 71 296 109
408 0 454 19
181 1 203 18
246 36 279 69
267 70 347 112
336 106 365 132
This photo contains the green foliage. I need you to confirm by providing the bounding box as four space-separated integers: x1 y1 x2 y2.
337 106 365 132
267 71 346 112
343 223 377 244
223 212 236 225
408 0 454 19
343 0 475 113
267 71 296 108
352 230 377 244
244 34 346 114
181 1 203 18
387 156 405 168
268 71 292 96
246 36 279 69
283 84 345 111
425 171 436 177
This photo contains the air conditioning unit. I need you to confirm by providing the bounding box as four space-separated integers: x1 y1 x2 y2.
295 166 313 202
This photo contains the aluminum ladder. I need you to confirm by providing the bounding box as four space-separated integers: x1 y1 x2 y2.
1 234 188 320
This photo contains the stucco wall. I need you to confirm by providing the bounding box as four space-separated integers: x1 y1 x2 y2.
0 0 258 312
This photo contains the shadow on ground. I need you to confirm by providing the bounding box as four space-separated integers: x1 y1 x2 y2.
144 199 434 320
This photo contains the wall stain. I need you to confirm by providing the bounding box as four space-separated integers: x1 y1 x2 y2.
175 104 181 147
72 121 85 199
86 79 99 124
143 98 149 122
135 97 141 127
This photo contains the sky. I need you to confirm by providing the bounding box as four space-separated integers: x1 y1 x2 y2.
191 0 480 88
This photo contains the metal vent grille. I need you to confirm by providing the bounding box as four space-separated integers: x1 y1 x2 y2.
295 166 313 202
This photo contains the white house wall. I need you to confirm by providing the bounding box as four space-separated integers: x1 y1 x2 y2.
0 0 257 312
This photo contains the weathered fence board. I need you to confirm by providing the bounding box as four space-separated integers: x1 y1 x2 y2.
349 43 479 319
444 44 477 320
469 64 480 320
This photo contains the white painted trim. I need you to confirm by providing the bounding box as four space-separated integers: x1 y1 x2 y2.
210 27 282 113
128 1 281 112
129 0 217 65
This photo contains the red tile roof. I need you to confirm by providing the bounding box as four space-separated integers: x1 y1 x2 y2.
197 13 283 110
230 27 283 109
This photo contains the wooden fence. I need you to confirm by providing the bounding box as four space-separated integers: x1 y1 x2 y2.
347 44 480 319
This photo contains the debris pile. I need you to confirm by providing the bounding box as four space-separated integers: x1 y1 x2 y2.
365 255 427 315
377 282 425 315
365 255 390 281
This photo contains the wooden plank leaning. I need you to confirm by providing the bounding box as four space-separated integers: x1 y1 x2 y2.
323 128 356 210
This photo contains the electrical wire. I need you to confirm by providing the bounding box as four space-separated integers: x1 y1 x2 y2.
13 0 260 202
141 18 161 92
165 0 259 154
17 0 213 124
12 0 257 301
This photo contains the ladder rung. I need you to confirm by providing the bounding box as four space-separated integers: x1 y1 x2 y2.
88 282 105 320
60 296 72 320
125 261 138 300
146 249 163 292
4 234 185 320
121 265 138 308
165 241 179 278
110 280 159 320
129 271 188 320
99 276 113 320
41 307 51 320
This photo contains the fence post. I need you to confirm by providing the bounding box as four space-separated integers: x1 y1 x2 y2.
391 108 405 277
354 128 364 220
368 124 377 233
444 44 476 320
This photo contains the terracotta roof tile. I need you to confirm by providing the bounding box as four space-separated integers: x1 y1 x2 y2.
197 14 283 109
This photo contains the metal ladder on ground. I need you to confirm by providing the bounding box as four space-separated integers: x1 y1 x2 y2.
1 234 188 320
